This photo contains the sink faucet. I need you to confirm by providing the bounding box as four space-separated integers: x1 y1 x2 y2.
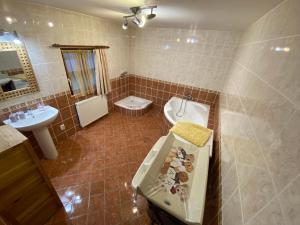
26 108 35 118
183 94 193 101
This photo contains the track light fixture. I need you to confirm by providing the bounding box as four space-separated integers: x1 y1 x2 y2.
122 5 157 29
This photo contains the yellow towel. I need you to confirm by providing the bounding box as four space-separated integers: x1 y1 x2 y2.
170 121 212 147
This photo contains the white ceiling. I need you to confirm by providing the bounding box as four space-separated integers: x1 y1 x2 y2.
21 0 283 31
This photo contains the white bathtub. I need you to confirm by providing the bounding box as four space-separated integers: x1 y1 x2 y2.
164 96 210 127
164 97 213 157
114 96 152 110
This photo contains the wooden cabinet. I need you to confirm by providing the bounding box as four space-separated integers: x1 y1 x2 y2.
0 125 62 225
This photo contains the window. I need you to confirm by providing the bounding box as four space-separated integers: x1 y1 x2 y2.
62 50 96 95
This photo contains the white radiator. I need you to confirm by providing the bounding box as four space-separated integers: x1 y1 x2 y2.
75 95 108 127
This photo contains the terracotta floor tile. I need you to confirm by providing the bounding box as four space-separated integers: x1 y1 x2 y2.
78 160 94 174
70 215 88 225
120 188 134 206
44 109 166 225
89 170 105 182
51 215 87 225
92 159 105 170
120 203 141 223
105 190 121 207
90 181 104 195
104 177 121 191
104 166 121 178
137 214 152 225
60 195 88 218
87 212 105 225
58 184 90 203
104 206 122 225
88 194 105 213
51 207 70 224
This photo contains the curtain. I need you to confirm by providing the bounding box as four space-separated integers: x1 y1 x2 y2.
94 49 111 96
62 50 96 95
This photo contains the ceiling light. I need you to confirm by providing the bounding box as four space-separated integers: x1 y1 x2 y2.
122 18 128 30
272 46 291 52
6 17 12 23
47 22 54 27
132 15 146 28
147 8 156 20
122 5 157 29
5 16 16 24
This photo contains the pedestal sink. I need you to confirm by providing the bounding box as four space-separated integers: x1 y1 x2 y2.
3 106 59 159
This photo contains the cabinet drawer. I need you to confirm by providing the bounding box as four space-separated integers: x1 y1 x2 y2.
0 169 44 206
0 144 32 171
0 161 36 191
23 197 59 225
9 182 53 222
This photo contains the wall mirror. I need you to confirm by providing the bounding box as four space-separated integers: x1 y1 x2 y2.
0 41 39 101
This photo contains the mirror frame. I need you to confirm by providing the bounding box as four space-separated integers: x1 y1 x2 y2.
0 42 39 101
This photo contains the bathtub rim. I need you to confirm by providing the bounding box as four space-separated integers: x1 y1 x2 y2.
114 95 153 110
163 96 210 126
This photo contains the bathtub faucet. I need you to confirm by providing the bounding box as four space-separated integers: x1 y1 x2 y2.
176 94 192 117
183 94 193 101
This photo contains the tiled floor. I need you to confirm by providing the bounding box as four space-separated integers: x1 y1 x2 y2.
42 108 166 225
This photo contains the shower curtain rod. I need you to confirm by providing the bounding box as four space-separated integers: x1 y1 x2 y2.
51 44 109 50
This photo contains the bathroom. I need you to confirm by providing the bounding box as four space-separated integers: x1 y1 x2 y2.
0 0 299 224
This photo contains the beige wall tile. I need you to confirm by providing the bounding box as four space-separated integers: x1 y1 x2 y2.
263 110 300 192
222 189 243 225
222 165 238 204
237 164 275 223
220 135 236 178
233 138 266 168
0 0 130 109
279 175 300 225
220 1 300 224
129 27 241 92
246 198 286 225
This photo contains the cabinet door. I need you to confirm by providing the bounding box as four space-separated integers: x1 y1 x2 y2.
0 143 61 225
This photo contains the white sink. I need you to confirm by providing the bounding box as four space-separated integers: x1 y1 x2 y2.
3 106 58 131
3 106 59 159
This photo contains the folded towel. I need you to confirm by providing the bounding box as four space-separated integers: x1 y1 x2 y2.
170 121 212 147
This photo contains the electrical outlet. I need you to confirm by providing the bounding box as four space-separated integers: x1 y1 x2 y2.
60 124 65 130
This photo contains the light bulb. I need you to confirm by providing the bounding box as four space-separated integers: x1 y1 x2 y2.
137 15 146 28
5 16 16 24
122 18 128 30
48 22 54 27
13 39 22 45
132 15 146 28
122 23 128 30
